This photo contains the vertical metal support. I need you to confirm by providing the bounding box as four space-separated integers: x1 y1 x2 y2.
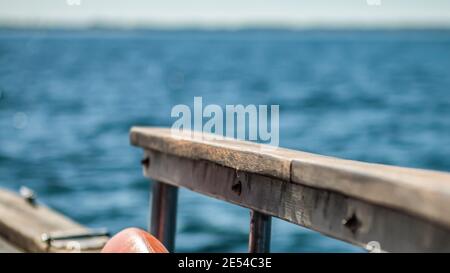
248 210 272 253
150 181 178 252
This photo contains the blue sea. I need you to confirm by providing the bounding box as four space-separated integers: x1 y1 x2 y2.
0 29 449 252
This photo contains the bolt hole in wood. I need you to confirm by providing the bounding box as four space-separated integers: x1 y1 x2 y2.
342 213 362 234
232 180 242 196
141 157 151 168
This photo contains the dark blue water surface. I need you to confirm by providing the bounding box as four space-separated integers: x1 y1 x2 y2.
0 29 449 252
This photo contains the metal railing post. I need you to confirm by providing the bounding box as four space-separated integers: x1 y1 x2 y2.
248 210 272 253
150 181 178 252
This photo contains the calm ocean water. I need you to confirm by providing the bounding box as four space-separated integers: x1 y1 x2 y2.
0 29 449 252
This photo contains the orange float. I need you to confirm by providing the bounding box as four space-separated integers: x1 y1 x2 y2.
101 227 168 253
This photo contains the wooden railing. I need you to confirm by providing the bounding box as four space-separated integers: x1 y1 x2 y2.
130 127 450 253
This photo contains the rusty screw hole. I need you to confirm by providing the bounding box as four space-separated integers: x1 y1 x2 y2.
342 213 361 234
232 180 242 196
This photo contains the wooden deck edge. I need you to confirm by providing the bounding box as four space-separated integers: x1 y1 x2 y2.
0 189 107 253
0 236 21 253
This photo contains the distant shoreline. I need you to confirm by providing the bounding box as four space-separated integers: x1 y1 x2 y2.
1 25 450 32
1 19 450 32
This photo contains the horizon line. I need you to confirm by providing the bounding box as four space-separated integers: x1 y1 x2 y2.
1 21 450 31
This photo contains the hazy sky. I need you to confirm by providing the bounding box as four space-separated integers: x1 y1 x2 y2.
1 0 450 28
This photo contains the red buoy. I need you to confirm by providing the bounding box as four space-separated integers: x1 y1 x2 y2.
101 228 169 253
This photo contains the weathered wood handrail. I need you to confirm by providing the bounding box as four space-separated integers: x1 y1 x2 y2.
131 127 450 252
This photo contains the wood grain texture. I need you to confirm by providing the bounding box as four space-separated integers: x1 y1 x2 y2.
131 127 294 181
142 149 450 252
0 236 21 253
292 157 450 229
130 127 450 229
0 189 106 253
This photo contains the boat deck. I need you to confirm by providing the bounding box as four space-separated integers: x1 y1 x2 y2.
0 189 108 253
0 236 21 253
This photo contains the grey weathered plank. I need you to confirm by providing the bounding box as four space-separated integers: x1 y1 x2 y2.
0 236 21 253
291 156 450 230
142 149 450 252
131 127 294 181
0 189 107 253
130 127 450 229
